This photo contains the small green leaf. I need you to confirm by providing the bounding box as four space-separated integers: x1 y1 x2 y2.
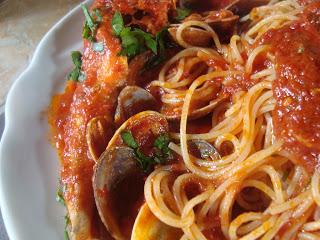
64 215 70 240
121 28 139 47
121 131 139 149
175 7 191 21
145 36 157 54
71 51 82 68
93 8 103 22
68 51 85 82
112 11 124 36
112 11 162 59
64 230 70 240
144 28 170 70
93 42 104 52
68 68 80 81
56 190 65 206
154 134 170 151
121 130 171 172
132 29 157 54
81 4 95 31
82 24 91 41
136 148 153 171
81 4 101 42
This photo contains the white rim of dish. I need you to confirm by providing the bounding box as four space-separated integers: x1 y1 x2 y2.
0 0 90 239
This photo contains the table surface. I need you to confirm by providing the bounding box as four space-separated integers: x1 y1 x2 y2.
0 0 81 238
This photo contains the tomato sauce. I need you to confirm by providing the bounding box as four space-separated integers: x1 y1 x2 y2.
259 2 320 172
48 3 128 238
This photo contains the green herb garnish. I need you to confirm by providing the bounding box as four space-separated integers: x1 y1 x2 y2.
144 28 170 70
121 131 171 172
112 11 159 59
112 11 174 68
56 181 66 206
67 51 86 82
81 4 102 42
121 131 139 149
112 11 124 36
175 7 191 21
93 8 103 22
153 134 171 164
154 134 170 154
64 215 70 240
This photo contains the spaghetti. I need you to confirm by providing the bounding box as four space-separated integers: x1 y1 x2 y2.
48 0 320 239
144 1 320 239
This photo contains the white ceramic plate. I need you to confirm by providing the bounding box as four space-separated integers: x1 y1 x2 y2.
0 1 91 239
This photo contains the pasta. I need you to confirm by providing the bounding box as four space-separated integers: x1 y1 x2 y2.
49 0 320 239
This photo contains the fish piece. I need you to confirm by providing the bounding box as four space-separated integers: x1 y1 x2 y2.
49 3 128 239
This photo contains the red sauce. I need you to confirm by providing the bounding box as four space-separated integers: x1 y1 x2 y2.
111 0 173 34
259 2 320 172
202 215 226 240
48 4 128 237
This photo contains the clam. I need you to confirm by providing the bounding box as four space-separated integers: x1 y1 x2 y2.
188 139 221 160
168 27 212 47
203 10 239 33
225 0 270 16
86 116 115 162
178 0 269 15
93 147 143 240
131 203 183 240
169 10 239 47
110 111 169 149
93 111 169 240
165 96 226 121
115 86 158 126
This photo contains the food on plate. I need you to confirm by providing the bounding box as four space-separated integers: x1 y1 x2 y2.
48 0 320 239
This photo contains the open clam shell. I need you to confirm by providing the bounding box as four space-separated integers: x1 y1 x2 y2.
86 116 115 162
164 96 227 121
93 147 143 240
131 203 183 240
115 86 158 126
168 27 212 47
225 0 270 16
188 139 221 160
169 10 239 47
93 111 169 240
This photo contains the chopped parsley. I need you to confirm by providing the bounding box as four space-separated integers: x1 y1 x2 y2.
112 11 124 36
56 181 66 206
153 133 171 164
175 7 191 21
154 134 170 154
112 11 167 60
56 181 70 239
67 51 86 82
121 130 171 172
144 28 170 70
121 131 139 149
81 4 102 42
64 215 70 240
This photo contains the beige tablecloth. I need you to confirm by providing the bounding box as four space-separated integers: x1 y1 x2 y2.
0 0 81 107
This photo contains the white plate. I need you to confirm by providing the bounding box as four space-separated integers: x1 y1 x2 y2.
0 1 91 239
